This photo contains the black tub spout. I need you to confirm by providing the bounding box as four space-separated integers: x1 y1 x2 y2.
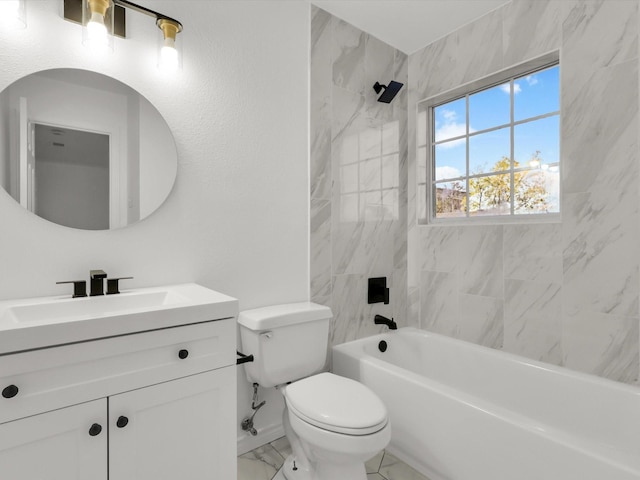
374 314 397 330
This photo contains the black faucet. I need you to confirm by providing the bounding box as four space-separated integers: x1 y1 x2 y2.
58 271 133 298
90 270 107 296
374 314 397 330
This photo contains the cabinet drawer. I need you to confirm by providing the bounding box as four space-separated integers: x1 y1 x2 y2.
0 318 235 424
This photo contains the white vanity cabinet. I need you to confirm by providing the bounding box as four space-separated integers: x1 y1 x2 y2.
0 317 236 479
0 399 108 480
109 368 235 480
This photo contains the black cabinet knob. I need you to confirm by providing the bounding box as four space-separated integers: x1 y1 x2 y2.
116 416 129 428
2 385 18 399
88 423 102 436
178 349 189 359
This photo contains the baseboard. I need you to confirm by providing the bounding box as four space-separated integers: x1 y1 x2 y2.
237 423 285 456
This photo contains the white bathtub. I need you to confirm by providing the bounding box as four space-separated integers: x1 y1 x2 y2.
332 327 640 480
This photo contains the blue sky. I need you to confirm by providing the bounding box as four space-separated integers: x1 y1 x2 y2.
433 65 560 182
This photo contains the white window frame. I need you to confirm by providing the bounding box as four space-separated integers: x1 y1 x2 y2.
418 52 561 225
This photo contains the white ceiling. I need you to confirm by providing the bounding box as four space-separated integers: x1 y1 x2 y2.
312 0 510 54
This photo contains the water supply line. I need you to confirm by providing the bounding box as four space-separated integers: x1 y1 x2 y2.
241 383 266 436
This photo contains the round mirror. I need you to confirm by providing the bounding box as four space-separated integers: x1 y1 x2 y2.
0 68 177 230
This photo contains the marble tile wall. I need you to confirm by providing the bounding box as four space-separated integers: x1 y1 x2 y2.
310 6 410 347
408 0 640 384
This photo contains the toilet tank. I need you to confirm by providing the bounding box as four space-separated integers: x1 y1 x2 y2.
238 302 332 388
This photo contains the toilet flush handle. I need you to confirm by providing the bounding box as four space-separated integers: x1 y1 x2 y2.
260 331 273 339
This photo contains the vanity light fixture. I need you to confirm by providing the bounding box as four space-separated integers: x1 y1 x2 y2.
66 0 183 70
0 0 27 29
114 0 183 70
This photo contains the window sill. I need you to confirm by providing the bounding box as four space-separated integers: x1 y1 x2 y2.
419 212 561 227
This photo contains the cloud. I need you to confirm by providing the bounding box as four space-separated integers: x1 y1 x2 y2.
435 108 475 147
435 122 466 145
435 166 463 181
499 83 522 95
442 109 457 122
525 75 538 86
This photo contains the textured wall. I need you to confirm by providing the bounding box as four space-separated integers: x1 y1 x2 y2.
0 0 310 456
0 1 309 306
408 0 640 384
310 6 410 347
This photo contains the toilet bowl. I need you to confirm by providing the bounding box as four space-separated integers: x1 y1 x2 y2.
238 303 391 480
279 372 391 480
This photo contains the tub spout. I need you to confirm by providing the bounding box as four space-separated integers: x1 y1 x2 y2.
374 314 397 330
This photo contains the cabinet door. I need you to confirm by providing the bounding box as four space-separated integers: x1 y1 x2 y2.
0 399 107 480
109 367 236 480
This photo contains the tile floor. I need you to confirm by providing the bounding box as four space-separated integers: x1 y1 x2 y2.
237 436 431 480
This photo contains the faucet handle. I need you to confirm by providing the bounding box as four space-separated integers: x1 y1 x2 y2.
90 270 107 279
56 280 87 298
106 277 133 295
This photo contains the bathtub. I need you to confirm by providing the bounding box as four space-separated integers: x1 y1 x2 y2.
332 327 640 480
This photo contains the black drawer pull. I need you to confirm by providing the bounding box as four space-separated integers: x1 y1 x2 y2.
2 385 19 399
88 423 102 436
178 349 189 359
116 416 129 428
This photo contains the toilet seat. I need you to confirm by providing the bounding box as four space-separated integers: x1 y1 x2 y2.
284 372 388 436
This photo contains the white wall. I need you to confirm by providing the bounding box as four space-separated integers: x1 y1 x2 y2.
0 0 309 452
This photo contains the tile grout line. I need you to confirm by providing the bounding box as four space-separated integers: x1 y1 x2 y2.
376 450 389 480
240 442 428 480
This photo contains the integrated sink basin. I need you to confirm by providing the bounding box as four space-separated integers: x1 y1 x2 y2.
0 283 238 355
5 290 186 323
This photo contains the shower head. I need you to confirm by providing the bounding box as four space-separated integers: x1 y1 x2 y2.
373 80 404 103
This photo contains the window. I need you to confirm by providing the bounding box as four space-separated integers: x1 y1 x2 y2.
419 62 560 222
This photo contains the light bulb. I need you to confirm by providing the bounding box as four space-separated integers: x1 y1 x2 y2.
157 18 181 72
0 0 25 28
87 11 107 42
160 37 179 71
81 0 113 52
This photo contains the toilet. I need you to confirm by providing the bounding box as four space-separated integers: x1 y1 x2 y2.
238 302 390 480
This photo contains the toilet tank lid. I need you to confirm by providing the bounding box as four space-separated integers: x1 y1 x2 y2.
238 302 332 330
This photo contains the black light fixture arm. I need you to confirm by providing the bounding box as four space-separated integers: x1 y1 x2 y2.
113 0 182 31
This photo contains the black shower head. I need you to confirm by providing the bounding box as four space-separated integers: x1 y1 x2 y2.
373 80 404 103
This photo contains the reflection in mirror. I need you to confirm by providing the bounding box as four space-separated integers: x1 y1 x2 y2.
36 125 110 229
0 69 178 230
338 119 400 223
